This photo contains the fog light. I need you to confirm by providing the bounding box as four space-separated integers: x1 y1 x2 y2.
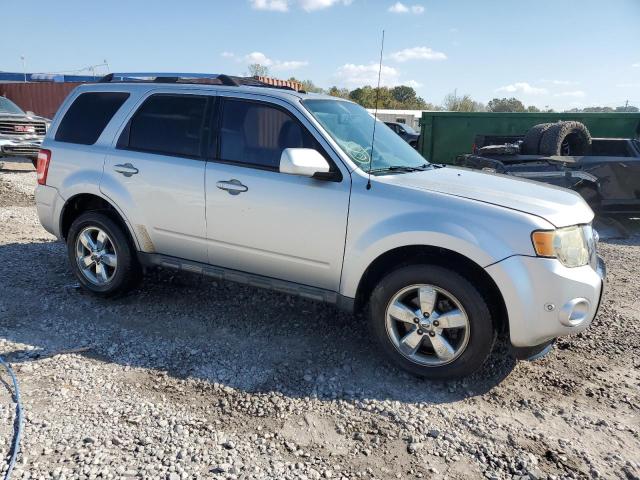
559 298 590 327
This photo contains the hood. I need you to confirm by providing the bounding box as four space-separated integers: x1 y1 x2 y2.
0 113 49 122
379 166 594 228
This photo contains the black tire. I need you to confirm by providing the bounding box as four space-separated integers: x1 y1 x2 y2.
368 264 495 380
521 123 553 154
539 121 591 156
31 158 38 169
67 211 141 297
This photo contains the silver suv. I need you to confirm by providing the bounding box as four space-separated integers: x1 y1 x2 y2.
35 74 605 379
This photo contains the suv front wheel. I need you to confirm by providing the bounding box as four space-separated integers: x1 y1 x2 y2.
368 264 495 379
67 211 141 297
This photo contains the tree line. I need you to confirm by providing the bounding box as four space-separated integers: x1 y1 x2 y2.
248 64 638 113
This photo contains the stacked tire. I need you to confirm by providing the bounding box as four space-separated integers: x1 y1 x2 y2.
521 121 591 156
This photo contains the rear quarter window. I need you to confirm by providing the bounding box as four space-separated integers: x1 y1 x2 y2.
119 94 209 158
55 92 129 145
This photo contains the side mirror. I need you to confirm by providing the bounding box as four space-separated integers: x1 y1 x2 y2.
26 111 35 116
280 148 331 178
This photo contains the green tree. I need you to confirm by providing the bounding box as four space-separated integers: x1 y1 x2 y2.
443 92 485 112
487 97 526 112
327 86 350 99
349 86 395 108
582 106 614 113
288 77 324 93
526 105 541 113
247 63 269 77
347 85 431 109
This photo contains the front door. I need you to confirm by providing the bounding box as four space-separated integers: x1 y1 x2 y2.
204 96 351 291
101 92 212 263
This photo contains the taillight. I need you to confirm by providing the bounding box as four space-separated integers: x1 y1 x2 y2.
36 149 51 185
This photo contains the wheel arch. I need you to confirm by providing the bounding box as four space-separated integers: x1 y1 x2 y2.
352 245 508 334
59 193 140 251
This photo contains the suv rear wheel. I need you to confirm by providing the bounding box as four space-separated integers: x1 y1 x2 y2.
368 264 495 379
67 211 141 297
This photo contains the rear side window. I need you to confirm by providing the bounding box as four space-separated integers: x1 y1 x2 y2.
122 94 208 158
219 99 316 169
55 92 129 145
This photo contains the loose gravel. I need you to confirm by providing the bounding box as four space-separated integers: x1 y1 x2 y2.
1 158 639 480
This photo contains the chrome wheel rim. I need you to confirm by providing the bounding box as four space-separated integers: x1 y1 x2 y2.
75 226 118 285
385 284 470 366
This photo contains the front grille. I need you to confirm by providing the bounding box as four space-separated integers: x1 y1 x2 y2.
0 120 47 136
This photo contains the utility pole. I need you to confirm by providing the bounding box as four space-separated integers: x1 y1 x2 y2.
20 56 26 82
625 99 629 111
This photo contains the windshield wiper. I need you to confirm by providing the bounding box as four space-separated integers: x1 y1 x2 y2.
370 163 431 173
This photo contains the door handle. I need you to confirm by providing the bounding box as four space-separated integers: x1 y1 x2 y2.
113 163 139 177
216 179 248 195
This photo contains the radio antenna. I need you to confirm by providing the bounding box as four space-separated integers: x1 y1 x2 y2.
367 29 385 191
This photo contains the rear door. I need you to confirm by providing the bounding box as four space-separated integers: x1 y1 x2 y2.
101 91 213 263
204 94 351 291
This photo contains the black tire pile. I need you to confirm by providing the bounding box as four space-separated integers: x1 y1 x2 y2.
521 121 591 156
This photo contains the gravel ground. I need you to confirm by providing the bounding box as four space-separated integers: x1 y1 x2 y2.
1 158 639 480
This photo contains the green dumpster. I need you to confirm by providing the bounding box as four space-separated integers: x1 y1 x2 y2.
418 112 640 164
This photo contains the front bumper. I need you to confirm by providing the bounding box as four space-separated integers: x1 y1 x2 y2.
486 255 605 348
0 138 42 159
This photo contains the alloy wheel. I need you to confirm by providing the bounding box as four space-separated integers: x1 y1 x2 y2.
75 226 118 285
385 284 471 366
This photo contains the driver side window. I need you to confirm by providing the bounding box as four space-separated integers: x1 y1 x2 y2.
219 99 317 170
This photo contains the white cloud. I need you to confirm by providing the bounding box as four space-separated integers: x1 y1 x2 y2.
244 51 274 66
221 51 235 58
404 79 423 88
616 82 640 88
251 0 352 11
389 46 447 62
388 2 424 13
388 2 408 12
554 90 586 98
272 60 309 71
334 63 400 86
632 63 640 68
299 0 352 11
496 82 548 95
242 52 308 71
543 79 579 86
250 0 289 11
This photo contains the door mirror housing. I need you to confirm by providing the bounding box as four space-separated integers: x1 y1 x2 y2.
280 148 331 178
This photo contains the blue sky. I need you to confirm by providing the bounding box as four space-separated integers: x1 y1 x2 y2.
2 0 639 110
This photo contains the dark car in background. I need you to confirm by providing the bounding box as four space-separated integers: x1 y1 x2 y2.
384 121 420 149
0 96 50 167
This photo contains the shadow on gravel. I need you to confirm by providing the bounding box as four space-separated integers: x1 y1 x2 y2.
0 241 516 405
594 214 640 244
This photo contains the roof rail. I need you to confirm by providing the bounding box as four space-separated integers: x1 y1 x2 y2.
97 72 301 92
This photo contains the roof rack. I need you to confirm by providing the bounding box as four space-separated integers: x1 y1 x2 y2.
97 72 301 92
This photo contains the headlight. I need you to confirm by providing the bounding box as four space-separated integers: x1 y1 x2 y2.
531 225 596 268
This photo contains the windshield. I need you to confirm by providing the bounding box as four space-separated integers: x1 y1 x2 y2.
0 97 25 115
399 123 418 135
303 99 428 172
